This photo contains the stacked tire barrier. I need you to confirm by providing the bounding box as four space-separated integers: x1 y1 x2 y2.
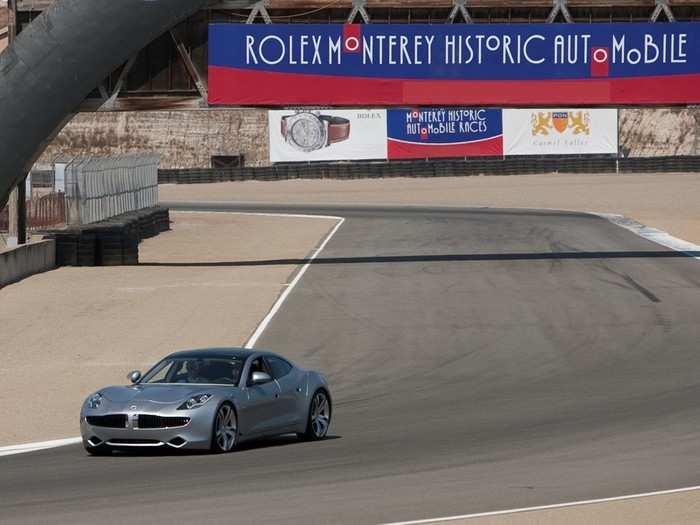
158 156 700 184
46 206 170 267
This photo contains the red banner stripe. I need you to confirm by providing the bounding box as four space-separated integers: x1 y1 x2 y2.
387 137 503 160
209 66 700 106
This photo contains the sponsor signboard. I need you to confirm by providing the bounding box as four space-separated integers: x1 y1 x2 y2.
503 108 618 156
269 109 387 163
210 23 700 106
387 108 503 159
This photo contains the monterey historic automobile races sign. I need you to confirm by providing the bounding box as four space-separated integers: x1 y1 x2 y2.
386 108 503 159
209 23 700 105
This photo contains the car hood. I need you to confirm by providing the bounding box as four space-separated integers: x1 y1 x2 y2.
100 384 226 405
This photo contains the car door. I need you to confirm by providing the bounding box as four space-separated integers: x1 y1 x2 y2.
265 356 304 430
240 357 282 437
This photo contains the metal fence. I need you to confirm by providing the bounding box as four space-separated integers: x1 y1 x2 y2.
65 154 160 225
0 192 66 232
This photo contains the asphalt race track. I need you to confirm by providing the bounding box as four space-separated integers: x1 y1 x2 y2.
3 203 700 525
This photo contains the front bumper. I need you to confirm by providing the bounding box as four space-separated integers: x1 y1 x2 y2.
80 412 213 451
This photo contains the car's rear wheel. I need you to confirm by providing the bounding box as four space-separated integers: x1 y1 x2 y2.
211 403 238 453
300 389 331 441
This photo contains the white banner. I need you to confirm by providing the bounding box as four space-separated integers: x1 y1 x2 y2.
503 109 618 156
269 109 388 163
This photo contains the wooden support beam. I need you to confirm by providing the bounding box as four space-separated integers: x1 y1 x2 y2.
170 28 209 102
99 55 138 111
651 0 676 21
348 0 371 23
547 0 574 22
449 0 473 23
247 0 272 23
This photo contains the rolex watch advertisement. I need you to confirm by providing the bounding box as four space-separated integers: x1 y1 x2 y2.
269 109 388 163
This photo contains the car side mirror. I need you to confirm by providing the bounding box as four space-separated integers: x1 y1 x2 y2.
250 371 272 385
127 370 142 384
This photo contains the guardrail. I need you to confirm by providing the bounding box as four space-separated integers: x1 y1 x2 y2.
159 156 700 184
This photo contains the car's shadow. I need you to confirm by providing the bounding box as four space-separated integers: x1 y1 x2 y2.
99 434 342 458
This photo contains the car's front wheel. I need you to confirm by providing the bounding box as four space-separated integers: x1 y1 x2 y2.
211 403 238 453
300 389 331 441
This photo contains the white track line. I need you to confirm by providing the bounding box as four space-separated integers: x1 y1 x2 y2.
244 214 345 348
0 437 82 457
174 210 345 222
0 211 344 458
381 485 700 525
595 212 700 259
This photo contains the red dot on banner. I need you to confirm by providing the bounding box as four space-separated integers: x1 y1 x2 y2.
593 48 608 63
412 111 419 119
345 36 360 51
421 128 428 134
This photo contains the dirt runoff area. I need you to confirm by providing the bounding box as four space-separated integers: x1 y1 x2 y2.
0 212 337 446
161 172 700 245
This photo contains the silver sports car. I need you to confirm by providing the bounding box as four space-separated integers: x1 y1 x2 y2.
80 348 332 454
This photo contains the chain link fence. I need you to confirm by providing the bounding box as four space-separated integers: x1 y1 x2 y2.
65 154 159 225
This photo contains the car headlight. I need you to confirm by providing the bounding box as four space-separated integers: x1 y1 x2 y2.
178 394 213 410
86 393 103 409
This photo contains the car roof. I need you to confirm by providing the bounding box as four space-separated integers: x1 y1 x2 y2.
166 347 259 360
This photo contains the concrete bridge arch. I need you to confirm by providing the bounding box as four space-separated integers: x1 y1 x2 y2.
0 0 254 209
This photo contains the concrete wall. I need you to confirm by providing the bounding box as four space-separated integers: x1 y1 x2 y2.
39 109 269 169
620 108 700 157
37 107 700 170
0 239 56 288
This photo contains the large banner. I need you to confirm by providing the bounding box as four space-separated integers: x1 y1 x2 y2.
269 108 505 162
503 108 618 156
210 23 700 106
269 109 387 163
387 108 503 159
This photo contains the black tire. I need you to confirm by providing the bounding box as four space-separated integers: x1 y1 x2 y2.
300 389 332 441
210 403 238 454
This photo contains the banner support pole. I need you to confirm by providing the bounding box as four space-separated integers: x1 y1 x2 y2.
347 0 370 24
448 0 473 24
650 0 675 22
547 0 574 23
246 1 271 24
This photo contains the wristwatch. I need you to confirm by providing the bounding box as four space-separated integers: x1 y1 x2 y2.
281 112 351 152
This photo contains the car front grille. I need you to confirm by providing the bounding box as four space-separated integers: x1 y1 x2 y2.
86 414 128 428
107 439 162 446
137 415 190 429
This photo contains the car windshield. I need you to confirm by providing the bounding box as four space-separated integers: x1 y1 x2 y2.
141 357 244 385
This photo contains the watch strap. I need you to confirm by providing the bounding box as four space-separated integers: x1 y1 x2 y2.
320 116 351 145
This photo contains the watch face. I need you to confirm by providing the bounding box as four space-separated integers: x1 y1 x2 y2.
287 113 327 152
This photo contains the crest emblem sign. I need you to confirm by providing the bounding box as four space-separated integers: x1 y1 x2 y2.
552 112 570 133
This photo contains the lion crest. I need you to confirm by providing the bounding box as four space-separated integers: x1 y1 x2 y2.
531 112 553 136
